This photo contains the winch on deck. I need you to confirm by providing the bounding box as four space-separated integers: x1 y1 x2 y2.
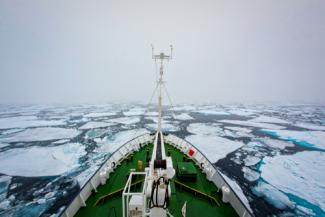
122 131 175 217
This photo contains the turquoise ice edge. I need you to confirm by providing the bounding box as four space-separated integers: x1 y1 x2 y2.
259 129 325 152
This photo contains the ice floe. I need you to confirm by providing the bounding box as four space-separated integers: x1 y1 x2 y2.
243 156 261 166
294 123 325 131
83 112 116 118
108 117 140 125
186 123 245 162
170 105 196 111
145 123 179 132
0 116 65 129
259 151 325 212
187 123 222 136
259 138 294 150
123 108 145 116
186 124 244 162
223 126 253 137
173 113 194 120
195 110 230 115
1 127 80 143
0 143 85 176
0 175 11 202
79 121 116 130
249 115 289 124
84 128 109 139
94 128 149 154
261 129 325 150
219 120 285 130
227 109 257 116
144 111 158 116
242 167 260 182
252 181 295 209
52 139 70 145
0 142 9 148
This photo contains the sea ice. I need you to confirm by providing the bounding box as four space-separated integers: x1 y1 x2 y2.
261 129 325 150
186 123 245 162
186 123 247 161
227 109 257 116
259 138 294 150
79 121 116 130
170 105 196 111
52 139 70 145
1 127 80 143
84 128 109 139
0 142 9 148
83 112 116 118
219 120 285 130
0 116 65 129
243 156 261 166
294 123 325 131
223 126 253 137
242 167 260 182
0 175 11 201
123 108 145 116
144 111 158 116
0 143 85 176
108 117 140 125
259 151 325 212
187 123 223 136
173 113 194 120
0 200 10 210
249 115 289 124
195 110 230 115
145 123 179 132
252 181 295 209
95 128 149 154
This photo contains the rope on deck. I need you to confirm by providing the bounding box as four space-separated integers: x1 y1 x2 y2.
174 180 221 206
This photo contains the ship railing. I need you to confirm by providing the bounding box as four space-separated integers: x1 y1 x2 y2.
164 134 254 217
122 171 149 217
60 133 154 217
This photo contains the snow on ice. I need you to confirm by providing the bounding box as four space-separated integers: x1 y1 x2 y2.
219 120 285 130
249 115 289 124
83 112 116 118
0 116 65 129
242 167 260 182
186 123 245 162
94 128 149 154
79 121 116 130
173 113 193 120
1 127 80 143
252 181 295 210
0 143 85 176
108 117 140 125
259 151 325 212
261 129 325 150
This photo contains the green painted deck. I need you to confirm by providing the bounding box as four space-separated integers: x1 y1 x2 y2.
75 143 237 217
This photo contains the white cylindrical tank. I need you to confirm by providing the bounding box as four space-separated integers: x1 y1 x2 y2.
222 185 230 203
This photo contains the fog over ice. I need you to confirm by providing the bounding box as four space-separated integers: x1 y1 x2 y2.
0 0 324 104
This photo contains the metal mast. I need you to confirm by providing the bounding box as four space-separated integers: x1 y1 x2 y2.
151 45 173 132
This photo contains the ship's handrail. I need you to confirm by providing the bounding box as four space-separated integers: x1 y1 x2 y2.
59 133 154 217
60 132 254 217
164 134 254 217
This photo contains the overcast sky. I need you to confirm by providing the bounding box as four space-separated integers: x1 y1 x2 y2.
0 0 324 104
